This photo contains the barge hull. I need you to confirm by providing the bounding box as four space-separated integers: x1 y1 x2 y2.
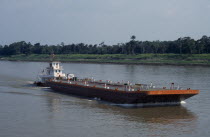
46 81 198 105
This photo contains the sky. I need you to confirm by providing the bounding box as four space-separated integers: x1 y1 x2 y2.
0 0 210 45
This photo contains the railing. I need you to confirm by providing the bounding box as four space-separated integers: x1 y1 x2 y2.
51 78 184 92
52 79 164 92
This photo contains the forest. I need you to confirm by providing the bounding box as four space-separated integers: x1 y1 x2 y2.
0 35 210 56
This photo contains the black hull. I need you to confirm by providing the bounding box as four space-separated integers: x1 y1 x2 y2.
34 82 46 87
46 81 196 105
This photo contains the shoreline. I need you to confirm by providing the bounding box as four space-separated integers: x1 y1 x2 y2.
1 58 210 66
1 54 210 66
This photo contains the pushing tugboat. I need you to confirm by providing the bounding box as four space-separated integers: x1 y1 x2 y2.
34 57 199 106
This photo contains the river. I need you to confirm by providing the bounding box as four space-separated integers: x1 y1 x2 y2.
0 61 209 137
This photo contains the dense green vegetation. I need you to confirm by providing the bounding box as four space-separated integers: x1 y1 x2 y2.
0 35 210 55
1 35 210 65
1 54 210 65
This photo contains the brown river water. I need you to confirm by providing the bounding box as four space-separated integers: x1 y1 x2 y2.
0 61 209 137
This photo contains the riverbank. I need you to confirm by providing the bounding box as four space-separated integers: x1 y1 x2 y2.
1 54 210 66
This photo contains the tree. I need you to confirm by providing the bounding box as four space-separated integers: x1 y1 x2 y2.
0 45 3 55
131 35 136 41
152 41 160 54
197 35 210 54
128 35 137 54
1 35 210 55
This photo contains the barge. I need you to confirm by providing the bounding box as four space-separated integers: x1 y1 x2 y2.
35 61 199 106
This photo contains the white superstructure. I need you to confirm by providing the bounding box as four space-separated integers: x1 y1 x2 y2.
38 61 66 83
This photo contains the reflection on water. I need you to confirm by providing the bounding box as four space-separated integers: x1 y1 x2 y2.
46 92 196 123
0 61 210 137
43 90 197 136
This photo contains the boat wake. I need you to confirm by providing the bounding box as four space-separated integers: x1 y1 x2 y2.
181 101 186 104
26 81 34 84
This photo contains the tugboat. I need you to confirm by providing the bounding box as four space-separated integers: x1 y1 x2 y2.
35 58 199 106
34 61 66 86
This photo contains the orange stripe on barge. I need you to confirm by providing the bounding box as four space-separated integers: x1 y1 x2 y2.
141 90 199 95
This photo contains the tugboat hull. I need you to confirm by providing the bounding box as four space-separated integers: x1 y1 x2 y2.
34 81 46 87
